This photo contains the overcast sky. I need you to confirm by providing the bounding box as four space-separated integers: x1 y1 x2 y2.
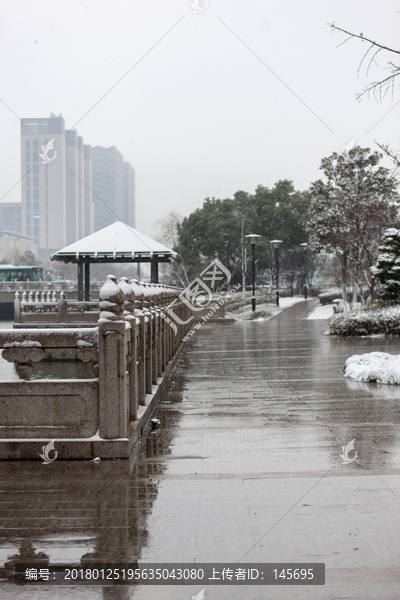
0 0 399 238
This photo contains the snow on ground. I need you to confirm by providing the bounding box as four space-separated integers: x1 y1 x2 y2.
344 352 400 384
307 304 335 320
226 296 305 321
278 297 305 308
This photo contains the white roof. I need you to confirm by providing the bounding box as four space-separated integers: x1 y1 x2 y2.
51 221 177 260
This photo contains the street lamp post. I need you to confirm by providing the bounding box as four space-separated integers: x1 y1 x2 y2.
245 234 261 311
270 240 283 306
300 243 308 300
288 249 294 297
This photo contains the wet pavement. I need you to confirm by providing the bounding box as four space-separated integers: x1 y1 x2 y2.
2 318 400 599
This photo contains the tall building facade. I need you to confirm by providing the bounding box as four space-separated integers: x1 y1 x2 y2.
20 114 135 258
21 116 67 258
92 146 135 232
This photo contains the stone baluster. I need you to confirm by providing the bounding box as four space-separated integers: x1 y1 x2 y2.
22 291 27 303
34 291 40 303
14 291 20 324
52 291 57 302
28 291 34 303
98 275 127 439
46 291 51 302
130 279 146 407
140 282 153 395
118 277 138 422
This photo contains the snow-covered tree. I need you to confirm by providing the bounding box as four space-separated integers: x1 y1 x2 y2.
370 228 400 301
306 146 400 303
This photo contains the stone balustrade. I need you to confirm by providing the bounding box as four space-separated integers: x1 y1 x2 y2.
0 276 192 459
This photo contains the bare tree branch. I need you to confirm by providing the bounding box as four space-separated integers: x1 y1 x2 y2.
328 22 400 102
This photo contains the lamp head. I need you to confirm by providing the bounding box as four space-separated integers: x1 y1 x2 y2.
270 239 283 249
245 234 261 246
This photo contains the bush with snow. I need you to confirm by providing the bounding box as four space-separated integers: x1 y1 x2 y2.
344 352 400 384
318 289 342 305
328 304 400 336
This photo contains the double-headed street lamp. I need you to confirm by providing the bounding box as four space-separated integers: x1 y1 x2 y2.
300 242 308 299
245 234 261 312
270 239 282 306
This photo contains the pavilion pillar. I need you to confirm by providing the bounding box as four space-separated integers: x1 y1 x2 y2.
151 260 158 284
84 262 90 301
77 261 84 301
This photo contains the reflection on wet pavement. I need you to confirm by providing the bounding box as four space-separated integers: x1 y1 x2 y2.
2 320 400 599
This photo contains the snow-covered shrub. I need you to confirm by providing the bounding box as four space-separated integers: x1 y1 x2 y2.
328 304 400 336
318 289 342 305
344 352 400 384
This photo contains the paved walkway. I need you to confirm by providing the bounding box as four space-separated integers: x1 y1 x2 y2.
2 317 400 599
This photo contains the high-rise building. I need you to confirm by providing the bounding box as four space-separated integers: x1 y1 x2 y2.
124 161 135 228
20 114 135 257
21 116 67 258
92 146 135 232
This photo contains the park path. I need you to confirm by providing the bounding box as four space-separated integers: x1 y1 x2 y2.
272 296 319 320
2 318 400 599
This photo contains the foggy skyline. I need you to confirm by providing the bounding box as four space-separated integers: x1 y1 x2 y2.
0 0 399 240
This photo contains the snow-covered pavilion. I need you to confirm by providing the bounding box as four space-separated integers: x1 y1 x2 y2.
51 221 180 300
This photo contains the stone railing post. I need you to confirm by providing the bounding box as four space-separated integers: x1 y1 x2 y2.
118 277 139 422
141 282 153 395
130 279 146 406
98 275 127 439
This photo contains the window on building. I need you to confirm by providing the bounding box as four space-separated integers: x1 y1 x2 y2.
33 165 39 175
32 153 39 163
33 190 39 200
45 178 48 187
34 238 39 246
33 227 40 238
45 190 48 199
26 177 31 187
26 201 31 212
17 217 21 227
33 214 40 223
46 202 48 211
25 190 31 200
25 152 30 163
46 214 48 224
17 227 21 234
26 214 31 224
25 164 31 174
25 140 30 150
26 226 31 236
3 217 15 227
32 140 39 151
33 177 39 187
16 206 21 215
46 226 48 237
33 201 39 212
3 207 15 215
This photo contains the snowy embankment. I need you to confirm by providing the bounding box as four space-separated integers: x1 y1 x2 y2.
226 297 304 321
307 304 335 320
344 352 400 385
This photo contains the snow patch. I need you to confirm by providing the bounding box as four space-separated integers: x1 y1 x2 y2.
3 341 41 348
344 351 400 384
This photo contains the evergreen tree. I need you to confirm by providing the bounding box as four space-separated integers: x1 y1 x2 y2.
371 228 400 301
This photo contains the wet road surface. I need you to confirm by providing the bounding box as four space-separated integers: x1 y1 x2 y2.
2 318 400 599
